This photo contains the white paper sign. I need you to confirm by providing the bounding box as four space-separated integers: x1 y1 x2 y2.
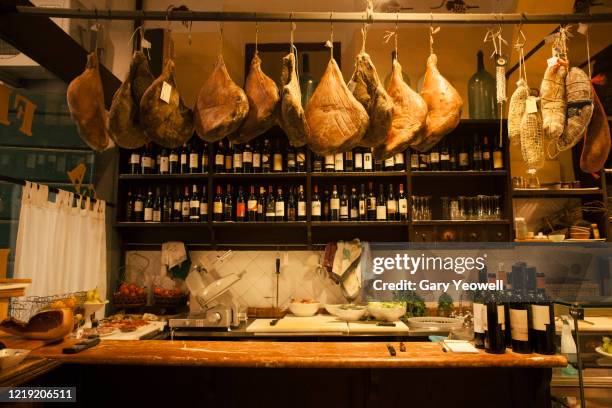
577 23 589 35
160 81 172 103
525 96 538 114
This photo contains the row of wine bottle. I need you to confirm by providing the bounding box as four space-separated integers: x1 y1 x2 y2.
124 182 410 223
126 134 504 175
473 263 555 355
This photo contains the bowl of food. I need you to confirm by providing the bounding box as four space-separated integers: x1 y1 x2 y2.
333 305 367 322
368 302 407 322
288 298 320 317
548 234 566 242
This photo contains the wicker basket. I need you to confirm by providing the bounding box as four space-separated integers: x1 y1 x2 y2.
113 292 147 309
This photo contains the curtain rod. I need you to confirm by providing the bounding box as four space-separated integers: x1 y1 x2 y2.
0 174 115 207
6 7 612 25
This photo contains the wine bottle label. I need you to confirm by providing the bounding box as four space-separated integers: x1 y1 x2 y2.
297 152 305 164
190 200 199 209
215 154 224 165
440 153 450 161
243 151 253 163
531 305 551 331
262 154 270 164
153 210 161 222
376 206 386 220
237 203 246 217
173 202 181 212
334 153 344 171
359 200 365 214
473 151 482 160
483 151 491 161
141 157 153 168
394 153 404 164
387 200 396 212
363 153 372 170
160 157 169 172
312 201 321 216
130 153 140 164
330 198 340 210
399 199 408 214
459 153 469 166
493 151 503 169
325 155 335 169
225 156 232 169
497 305 505 330
510 309 529 341
298 202 306 216
273 154 283 171
355 153 363 169
213 202 223 214
384 157 394 167
275 202 285 217
247 199 258 212
253 153 261 168
473 303 484 333
144 208 153 221
340 206 348 216
430 152 440 163
202 155 208 166
182 202 190 216
368 197 376 210
411 154 419 168
233 154 242 168
257 204 263 214
170 153 179 163
200 203 208 215
287 156 296 167
266 209 275 218
180 154 187 165
189 153 198 168
134 201 143 212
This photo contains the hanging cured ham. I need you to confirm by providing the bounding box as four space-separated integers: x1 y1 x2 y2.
413 53 463 152
66 52 113 151
278 52 309 147
108 51 150 149
139 59 194 148
375 59 427 159
580 88 611 173
234 53 279 144
349 52 394 148
194 55 249 143
305 58 369 155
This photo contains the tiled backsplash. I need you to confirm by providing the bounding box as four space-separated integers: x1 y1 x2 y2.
125 250 346 309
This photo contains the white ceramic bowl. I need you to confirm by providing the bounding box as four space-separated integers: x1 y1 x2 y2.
368 302 407 322
0 349 30 370
549 234 566 242
334 306 367 322
288 302 320 317
324 304 341 316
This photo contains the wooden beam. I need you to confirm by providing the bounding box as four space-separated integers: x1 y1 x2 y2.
0 0 120 107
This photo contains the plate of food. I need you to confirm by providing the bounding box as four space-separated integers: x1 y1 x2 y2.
595 337 612 359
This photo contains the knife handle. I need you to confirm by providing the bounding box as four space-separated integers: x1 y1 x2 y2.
62 337 100 354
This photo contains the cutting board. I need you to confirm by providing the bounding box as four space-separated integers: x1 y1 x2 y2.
348 321 409 333
102 321 166 340
246 315 348 334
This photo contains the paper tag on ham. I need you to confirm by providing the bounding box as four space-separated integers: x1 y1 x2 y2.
141 38 152 49
525 96 538 113
577 23 589 35
160 81 172 103
547 56 559 67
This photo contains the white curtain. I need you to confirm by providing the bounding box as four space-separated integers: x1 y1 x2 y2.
14 182 107 299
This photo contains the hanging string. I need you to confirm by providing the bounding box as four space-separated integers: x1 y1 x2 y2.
325 12 334 59
255 21 259 55
289 17 299 83
218 23 224 56
514 24 527 83
360 23 369 53
383 13 399 59
429 14 440 55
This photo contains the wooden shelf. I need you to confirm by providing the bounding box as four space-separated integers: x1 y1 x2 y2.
213 172 306 179
212 221 306 227
412 220 511 225
411 170 507 177
311 171 406 178
119 173 208 180
311 221 409 227
512 188 603 198
604 168 612 174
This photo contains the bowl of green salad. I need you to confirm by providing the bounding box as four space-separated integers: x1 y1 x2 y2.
368 302 407 322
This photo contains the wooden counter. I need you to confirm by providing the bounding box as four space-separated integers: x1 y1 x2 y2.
30 339 567 369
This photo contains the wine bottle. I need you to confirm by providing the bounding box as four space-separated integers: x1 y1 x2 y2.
330 185 340 221
419 151 429 170
311 185 322 221
349 187 359 220
272 139 283 172
275 187 285 221
296 146 306 172
339 185 349 221
394 151 405 171
322 189 330 221
472 134 483 171
189 142 199 174
297 185 306 221
468 50 496 119
324 154 335 172
531 272 555 355
172 187 182 222
483 136 492 171
162 187 172 222
247 185 258 222
200 186 208 222
223 184 233 221
286 187 296 221
376 185 387 221
313 153 323 172
181 186 190 222
374 151 383 172
236 186 246 222
125 190 134 221
141 143 154 175
366 182 376 221
386 184 397 220
257 186 266 221
363 149 373 172
449 144 458 171
509 288 532 354
398 183 408 221
189 184 200 222
458 141 470 171
334 152 344 172
180 143 188 174
129 150 141 174
252 140 261 173
133 190 144 222
265 186 275 222
155 146 161 174
430 144 440 171
493 141 504 170
214 141 225 173
261 139 271 173
169 146 179 174
153 187 162 222
213 186 223 222
410 150 420 172
242 142 253 173
286 145 297 172
143 188 154 222
440 141 450 171
233 143 243 173
484 279 506 354
473 290 485 349
201 142 209 173
384 155 395 172
358 184 367 221
354 148 364 172
345 150 354 172
224 141 233 173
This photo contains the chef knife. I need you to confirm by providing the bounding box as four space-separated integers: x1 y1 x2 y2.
62 337 100 354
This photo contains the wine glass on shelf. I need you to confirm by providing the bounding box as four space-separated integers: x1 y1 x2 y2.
424 196 432 220
493 195 502 220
